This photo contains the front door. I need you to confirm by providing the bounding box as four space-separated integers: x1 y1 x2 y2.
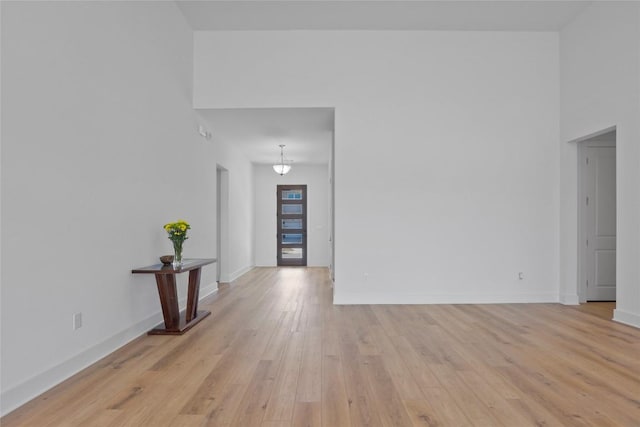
581 144 616 301
277 185 307 266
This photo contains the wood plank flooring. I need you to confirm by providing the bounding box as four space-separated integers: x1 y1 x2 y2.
3 267 640 426
570 301 615 321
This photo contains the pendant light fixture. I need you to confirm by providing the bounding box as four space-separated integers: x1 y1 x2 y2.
272 144 292 176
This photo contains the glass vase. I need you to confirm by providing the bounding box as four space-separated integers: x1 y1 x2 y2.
172 240 183 268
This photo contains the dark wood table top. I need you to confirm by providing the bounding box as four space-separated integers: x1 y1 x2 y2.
131 258 216 275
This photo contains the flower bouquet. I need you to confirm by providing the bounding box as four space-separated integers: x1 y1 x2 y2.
164 219 190 267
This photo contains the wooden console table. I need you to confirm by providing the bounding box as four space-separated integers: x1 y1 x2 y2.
132 258 216 335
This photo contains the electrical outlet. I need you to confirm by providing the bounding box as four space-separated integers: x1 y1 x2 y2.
73 312 82 330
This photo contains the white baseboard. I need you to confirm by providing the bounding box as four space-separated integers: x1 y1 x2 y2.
613 308 640 329
199 281 218 300
221 265 253 283
0 312 161 416
560 293 580 305
333 291 559 305
0 282 218 417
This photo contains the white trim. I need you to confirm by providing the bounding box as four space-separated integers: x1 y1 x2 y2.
198 282 219 301
221 265 254 283
613 309 640 329
560 293 580 305
1 312 160 416
567 125 616 144
0 282 219 416
198 283 220 304
333 291 559 305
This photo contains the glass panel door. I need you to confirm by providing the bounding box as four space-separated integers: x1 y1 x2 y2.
277 185 307 266
282 218 303 229
282 189 303 200
281 204 303 215
282 234 303 244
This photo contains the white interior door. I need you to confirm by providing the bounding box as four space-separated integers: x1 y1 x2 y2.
581 144 616 301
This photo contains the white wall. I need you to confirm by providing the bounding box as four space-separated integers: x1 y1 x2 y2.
254 164 330 267
0 2 218 414
194 31 560 304
559 2 640 327
208 135 255 281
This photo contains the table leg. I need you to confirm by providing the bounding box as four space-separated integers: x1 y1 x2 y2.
154 273 180 330
186 267 202 322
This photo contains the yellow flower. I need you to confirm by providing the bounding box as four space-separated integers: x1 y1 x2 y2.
164 219 190 240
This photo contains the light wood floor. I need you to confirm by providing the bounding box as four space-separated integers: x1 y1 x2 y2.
3 267 640 426
570 301 616 321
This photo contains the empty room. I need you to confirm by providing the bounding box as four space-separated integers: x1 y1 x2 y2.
1 1 639 426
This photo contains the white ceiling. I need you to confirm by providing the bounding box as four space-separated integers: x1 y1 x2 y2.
177 1 591 32
198 108 334 165
184 1 591 166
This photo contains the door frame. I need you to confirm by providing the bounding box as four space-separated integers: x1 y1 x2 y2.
577 136 616 302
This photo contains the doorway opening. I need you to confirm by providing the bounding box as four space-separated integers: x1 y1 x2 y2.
277 185 307 266
217 165 229 282
577 129 616 303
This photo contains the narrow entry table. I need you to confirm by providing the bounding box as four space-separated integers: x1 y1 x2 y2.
132 258 216 335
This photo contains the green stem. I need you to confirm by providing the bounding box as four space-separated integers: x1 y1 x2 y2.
172 240 183 263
